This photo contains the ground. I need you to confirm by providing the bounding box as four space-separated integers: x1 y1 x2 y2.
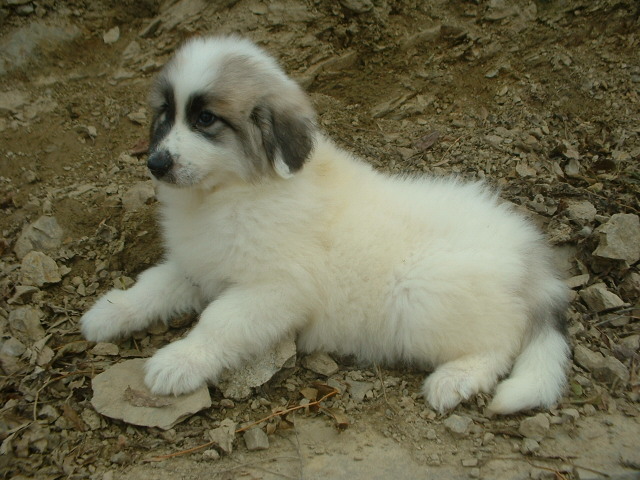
1 0 639 479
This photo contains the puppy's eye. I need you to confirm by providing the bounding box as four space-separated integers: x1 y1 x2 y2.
196 110 217 127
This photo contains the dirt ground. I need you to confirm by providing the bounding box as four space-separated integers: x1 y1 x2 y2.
1 0 639 479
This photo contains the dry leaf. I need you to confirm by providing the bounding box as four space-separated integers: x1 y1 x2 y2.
62 403 87 432
414 130 441 151
300 387 318 401
123 386 173 408
324 407 349 431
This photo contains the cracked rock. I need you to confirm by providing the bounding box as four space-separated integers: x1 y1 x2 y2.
243 427 269 451
14 215 64 260
122 182 155 212
8 306 45 344
302 351 339 376
90 359 211 430
443 414 473 437
518 413 549 442
207 418 237 454
574 345 629 384
579 283 625 312
216 336 296 400
20 251 61 286
593 214 640 265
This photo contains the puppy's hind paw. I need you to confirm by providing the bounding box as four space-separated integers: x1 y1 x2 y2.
144 340 214 396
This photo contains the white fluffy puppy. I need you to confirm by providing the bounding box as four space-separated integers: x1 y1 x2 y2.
81 36 570 414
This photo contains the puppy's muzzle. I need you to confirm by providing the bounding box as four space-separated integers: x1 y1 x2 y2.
147 150 173 179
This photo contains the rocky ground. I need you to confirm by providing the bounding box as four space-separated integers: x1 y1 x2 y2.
1 0 639 479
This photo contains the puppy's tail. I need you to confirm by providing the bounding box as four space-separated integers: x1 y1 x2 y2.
488 311 570 415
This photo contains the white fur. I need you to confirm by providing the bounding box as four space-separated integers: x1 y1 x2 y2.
81 37 570 414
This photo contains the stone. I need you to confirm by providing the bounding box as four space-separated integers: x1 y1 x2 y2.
518 413 549 442
302 351 339 376
620 272 640 297
20 251 61 286
90 359 211 430
0 22 81 75
216 336 296 400
207 418 237 454
0 90 28 113
14 216 64 259
573 345 629 384
520 438 540 454
461 458 478 467
90 342 119 356
339 0 373 14
243 427 269 451
8 306 45 344
346 379 374 402
103 26 120 44
122 182 155 212
574 344 605 372
564 199 597 224
443 414 473 437
566 274 589 289
593 214 640 264
560 408 579 423
0 337 27 357
579 283 625 312
121 41 142 63
127 108 147 125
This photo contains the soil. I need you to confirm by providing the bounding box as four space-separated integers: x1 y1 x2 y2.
1 1 639 479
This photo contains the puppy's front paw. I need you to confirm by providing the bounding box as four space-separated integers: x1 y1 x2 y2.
144 340 216 396
80 291 135 342
422 367 477 413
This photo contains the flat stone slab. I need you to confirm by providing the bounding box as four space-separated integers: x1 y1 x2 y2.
91 358 211 430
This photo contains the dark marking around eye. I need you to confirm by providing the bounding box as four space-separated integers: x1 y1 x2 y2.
149 78 175 151
185 92 234 140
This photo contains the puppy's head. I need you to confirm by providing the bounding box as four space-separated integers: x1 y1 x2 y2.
147 36 317 188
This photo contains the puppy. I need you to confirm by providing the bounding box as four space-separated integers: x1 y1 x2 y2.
81 36 570 414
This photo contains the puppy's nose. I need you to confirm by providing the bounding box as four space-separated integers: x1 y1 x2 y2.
147 151 173 178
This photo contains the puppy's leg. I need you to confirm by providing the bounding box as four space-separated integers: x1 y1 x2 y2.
80 262 201 342
422 353 512 413
144 283 305 396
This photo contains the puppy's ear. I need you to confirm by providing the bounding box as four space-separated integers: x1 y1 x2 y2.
250 100 316 179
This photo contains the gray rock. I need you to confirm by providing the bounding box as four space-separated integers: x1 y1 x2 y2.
346 379 374 402
14 215 64 260
518 413 549 442
207 418 237 454
566 273 590 289
243 427 269 451
302 351 339 376
0 89 28 113
103 26 120 44
90 359 211 430
339 0 373 14
0 22 81 75
520 438 540 454
0 337 27 357
573 345 629 384
593 214 640 264
216 336 296 400
8 306 45 344
579 283 625 312
564 199 597 224
443 414 473 437
620 272 640 297
121 41 142 63
122 182 155 212
574 344 605 372
89 342 119 356
20 251 61 286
